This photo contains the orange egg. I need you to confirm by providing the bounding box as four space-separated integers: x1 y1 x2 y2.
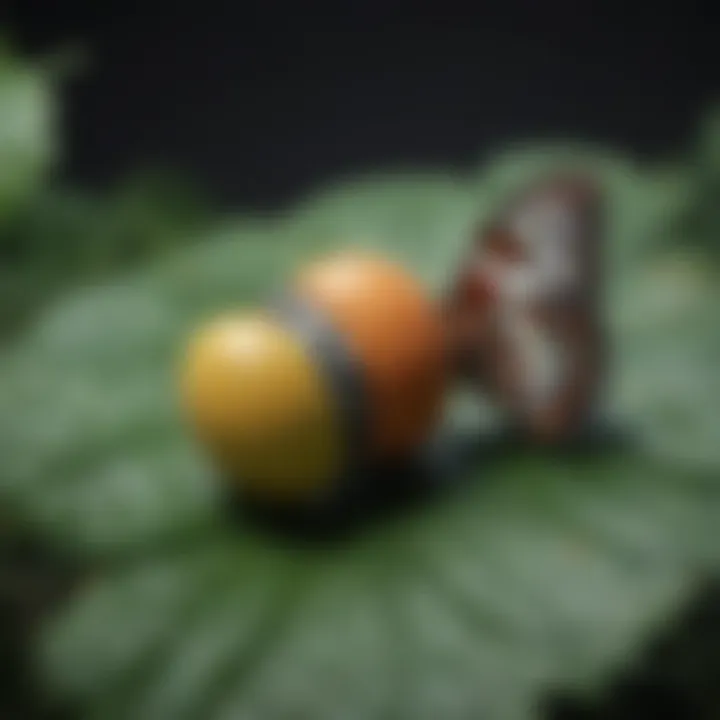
291 250 448 460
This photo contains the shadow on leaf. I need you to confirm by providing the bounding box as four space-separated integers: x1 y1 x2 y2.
228 418 634 547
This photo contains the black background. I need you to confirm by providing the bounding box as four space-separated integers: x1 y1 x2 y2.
7 1 717 209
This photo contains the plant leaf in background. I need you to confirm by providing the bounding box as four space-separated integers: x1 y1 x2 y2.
0 172 213 337
0 45 213 338
0 129 718 719
0 44 57 333
677 104 720 257
0 43 58 223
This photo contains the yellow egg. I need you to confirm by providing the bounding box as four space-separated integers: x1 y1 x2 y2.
181 312 344 501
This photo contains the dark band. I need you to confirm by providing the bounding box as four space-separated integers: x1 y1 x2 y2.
270 294 368 483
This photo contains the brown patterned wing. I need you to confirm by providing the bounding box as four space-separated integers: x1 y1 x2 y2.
445 172 607 442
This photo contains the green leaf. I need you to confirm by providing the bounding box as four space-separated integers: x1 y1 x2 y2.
0 173 213 337
1 149 718 718
39 455 718 720
0 47 59 223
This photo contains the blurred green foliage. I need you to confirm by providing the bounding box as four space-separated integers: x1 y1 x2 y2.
679 106 720 255
0 175 213 335
0 42 58 222
0 44 212 338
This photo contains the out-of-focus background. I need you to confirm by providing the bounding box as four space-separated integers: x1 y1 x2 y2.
1 3 719 719
8 3 717 207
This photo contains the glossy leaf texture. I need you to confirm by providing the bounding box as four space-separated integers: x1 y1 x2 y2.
0 149 718 719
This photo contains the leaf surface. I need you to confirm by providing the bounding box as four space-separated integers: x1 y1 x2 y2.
0 150 717 719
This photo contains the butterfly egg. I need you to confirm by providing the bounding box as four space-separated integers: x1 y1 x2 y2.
181 250 447 504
